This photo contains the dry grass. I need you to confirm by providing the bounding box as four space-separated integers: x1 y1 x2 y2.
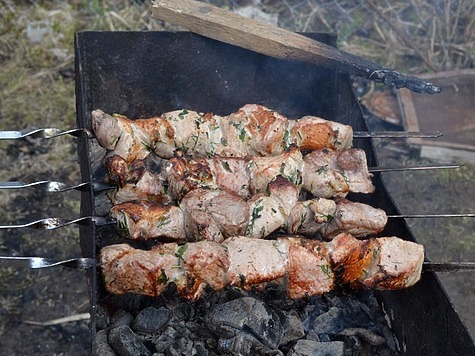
0 0 472 133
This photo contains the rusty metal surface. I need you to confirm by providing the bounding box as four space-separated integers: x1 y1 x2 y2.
74 31 474 355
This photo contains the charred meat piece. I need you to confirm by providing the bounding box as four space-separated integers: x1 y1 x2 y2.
92 104 353 161
100 233 424 300
105 154 171 205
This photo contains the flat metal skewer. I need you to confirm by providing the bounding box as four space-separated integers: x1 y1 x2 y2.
0 128 92 140
0 257 472 272
369 164 459 173
0 216 116 230
0 257 96 269
388 213 475 218
353 131 442 138
3 211 473 231
0 181 113 193
423 262 475 272
0 165 457 193
0 128 442 141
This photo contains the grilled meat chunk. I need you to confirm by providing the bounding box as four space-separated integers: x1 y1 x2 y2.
110 201 185 242
92 111 174 162
105 154 171 205
162 147 373 201
109 181 389 242
100 233 424 300
303 148 375 197
92 104 353 162
319 198 387 240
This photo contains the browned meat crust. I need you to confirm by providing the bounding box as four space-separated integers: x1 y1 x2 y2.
109 178 387 242
162 147 374 201
92 104 353 162
100 233 424 300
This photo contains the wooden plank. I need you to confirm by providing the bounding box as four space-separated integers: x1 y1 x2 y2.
150 0 440 94
399 69 475 162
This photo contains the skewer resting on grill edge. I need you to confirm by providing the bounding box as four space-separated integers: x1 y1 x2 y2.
353 131 442 138
1 212 473 231
0 163 459 193
0 181 114 193
0 256 471 272
0 257 96 270
0 128 92 140
0 128 442 141
150 0 440 94
0 216 115 230
368 164 460 173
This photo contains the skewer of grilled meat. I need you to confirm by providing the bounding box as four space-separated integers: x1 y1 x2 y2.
104 146 373 204
92 104 353 162
164 146 374 200
100 232 424 301
110 177 387 242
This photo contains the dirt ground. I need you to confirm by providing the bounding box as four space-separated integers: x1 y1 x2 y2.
0 0 473 354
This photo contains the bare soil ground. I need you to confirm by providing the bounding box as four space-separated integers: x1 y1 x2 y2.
0 0 473 354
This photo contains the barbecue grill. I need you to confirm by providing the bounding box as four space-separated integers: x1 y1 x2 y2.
74 31 474 354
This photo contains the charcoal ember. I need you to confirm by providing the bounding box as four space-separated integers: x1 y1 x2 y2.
289 339 345 356
133 307 172 334
152 323 193 354
109 325 152 356
96 303 111 330
206 296 284 351
94 329 117 356
279 311 305 345
310 306 343 337
217 332 270 355
152 326 175 352
110 309 134 328
339 327 385 346
192 340 210 356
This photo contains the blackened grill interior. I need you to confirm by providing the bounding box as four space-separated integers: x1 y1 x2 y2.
75 31 474 354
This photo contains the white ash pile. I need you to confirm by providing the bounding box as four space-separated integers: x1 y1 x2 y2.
94 287 399 355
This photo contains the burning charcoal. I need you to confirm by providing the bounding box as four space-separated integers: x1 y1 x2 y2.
339 327 385 346
133 307 172 334
207 297 283 349
280 311 305 345
94 329 117 356
289 339 345 356
152 326 175 353
96 303 110 330
217 332 269 355
152 323 194 355
192 341 210 356
310 306 343 336
110 309 134 329
109 325 152 356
